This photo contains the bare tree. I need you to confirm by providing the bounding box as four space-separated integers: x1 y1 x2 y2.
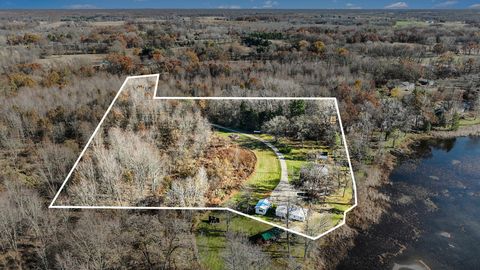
166 167 209 207
57 212 122 269
299 163 337 201
262 115 289 142
0 192 24 268
222 232 271 270
70 156 98 205
37 140 76 197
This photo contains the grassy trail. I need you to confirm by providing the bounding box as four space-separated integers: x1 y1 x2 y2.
214 129 282 208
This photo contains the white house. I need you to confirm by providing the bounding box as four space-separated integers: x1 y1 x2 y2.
275 205 308 222
319 166 329 177
398 81 415 91
255 199 272 215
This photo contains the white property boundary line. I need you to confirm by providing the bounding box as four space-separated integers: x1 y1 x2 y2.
49 74 358 241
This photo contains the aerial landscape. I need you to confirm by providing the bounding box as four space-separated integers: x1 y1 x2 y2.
0 1 480 269
51 75 354 238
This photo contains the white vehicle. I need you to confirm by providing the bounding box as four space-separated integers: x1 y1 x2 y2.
255 199 272 215
275 205 308 222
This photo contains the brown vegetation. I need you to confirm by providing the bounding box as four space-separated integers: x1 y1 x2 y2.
0 8 479 269
202 136 257 205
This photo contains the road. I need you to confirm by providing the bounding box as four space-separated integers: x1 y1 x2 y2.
211 124 297 205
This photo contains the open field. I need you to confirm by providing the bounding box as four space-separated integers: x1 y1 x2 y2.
37 53 107 66
195 211 306 270
216 130 282 208
196 212 272 270
395 20 428 28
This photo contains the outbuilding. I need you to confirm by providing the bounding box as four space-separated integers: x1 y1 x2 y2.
249 228 283 244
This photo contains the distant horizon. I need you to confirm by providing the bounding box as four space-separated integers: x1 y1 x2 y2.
1 8 479 11
1 1 480 10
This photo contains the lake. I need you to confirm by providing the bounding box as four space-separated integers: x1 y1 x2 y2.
338 136 480 269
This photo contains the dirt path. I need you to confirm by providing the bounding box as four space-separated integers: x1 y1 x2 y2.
211 124 297 204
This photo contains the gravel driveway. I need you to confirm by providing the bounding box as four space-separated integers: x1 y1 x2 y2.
211 124 297 205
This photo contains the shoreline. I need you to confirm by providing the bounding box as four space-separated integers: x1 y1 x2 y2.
314 124 480 269
398 124 480 153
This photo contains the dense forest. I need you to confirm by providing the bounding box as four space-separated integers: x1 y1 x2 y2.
1 9 479 269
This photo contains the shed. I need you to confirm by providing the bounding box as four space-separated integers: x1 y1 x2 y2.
260 228 282 241
255 199 272 215
249 228 283 244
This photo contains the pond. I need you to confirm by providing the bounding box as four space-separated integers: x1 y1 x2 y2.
338 136 480 269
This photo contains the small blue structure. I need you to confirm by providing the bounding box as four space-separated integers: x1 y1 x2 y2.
255 199 272 215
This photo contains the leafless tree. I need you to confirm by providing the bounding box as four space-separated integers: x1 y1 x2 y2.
0 192 24 268
222 232 271 270
166 167 209 207
37 140 76 197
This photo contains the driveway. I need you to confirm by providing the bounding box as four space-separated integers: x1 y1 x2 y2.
211 124 297 205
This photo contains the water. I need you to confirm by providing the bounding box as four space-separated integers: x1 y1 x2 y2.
338 136 480 270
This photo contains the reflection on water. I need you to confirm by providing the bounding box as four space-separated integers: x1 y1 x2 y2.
338 136 480 269
392 260 430 270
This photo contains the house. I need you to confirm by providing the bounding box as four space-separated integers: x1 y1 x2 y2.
255 199 272 215
418 78 435 87
398 81 415 91
317 151 329 161
275 205 308 222
308 151 330 162
319 166 329 177
387 80 415 92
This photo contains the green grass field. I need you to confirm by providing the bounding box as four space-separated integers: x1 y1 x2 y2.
395 20 427 28
271 137 331 184
256 133 309 180
195 212 274 270
460 117 480 126
214 128 354 236
215 130 281 209
195 211 307 270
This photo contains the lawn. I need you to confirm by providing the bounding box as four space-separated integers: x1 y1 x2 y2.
272 137 330 184
195 211 307 270
215 130 282 209
460 117 480 127
195 211 274 270
214 128 355 237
